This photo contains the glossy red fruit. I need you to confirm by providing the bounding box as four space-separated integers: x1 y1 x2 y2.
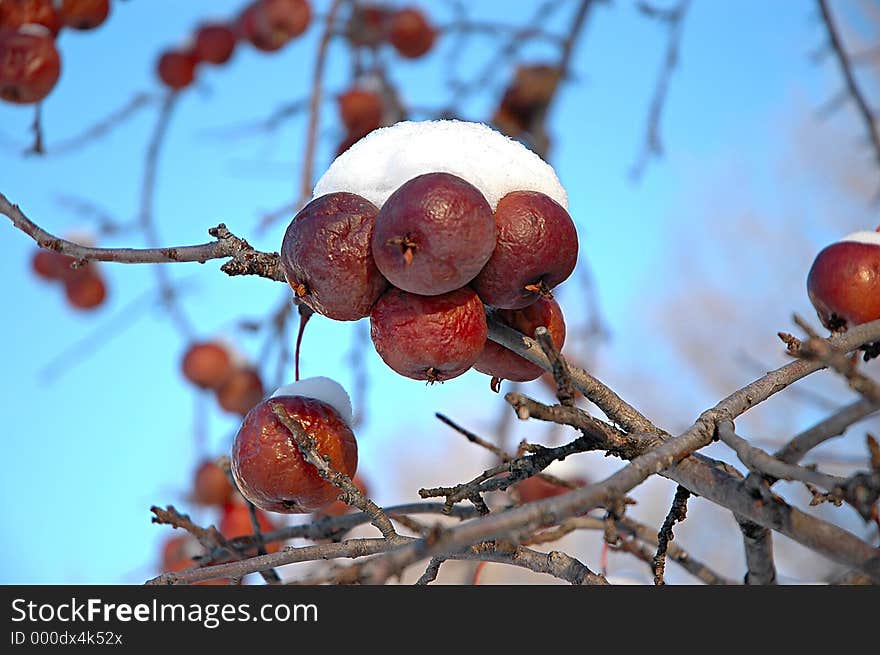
192 459 235 506
181 341 233 390
63 267 106 310
807 233 880 331
55 0 109 30
372 172 495 296
0 26 61 104
31 248 74 280
317 473 368 517
216 367 264 416
370 286 488 382
475 297 566 382
0 1 61 35
388 7 435 59
281 192 387 321
219 502 281 553
345 4 389 48
193 23 236 64
337 87 383 136
231 395 358 513
472 190 578 310
238 0 310 52
156 49 197 90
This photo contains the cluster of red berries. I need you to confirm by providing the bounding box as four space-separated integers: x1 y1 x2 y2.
180 340 265 416
0 0 111 104
281 172 577 384
31 246 107 310
345 4 436 59
155 0 311 91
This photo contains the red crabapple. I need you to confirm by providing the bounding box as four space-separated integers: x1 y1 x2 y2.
192 459 235 507
472 190 578 309
337 87 383 137
54 0 109 30
372 172 496 296
475 297 566 382
0 25 61 104
193 23 236 64
63 266 106 310
0 1 61 35
216 366 264 416
31 248 74 280
219 502 281 553
156 49 197 90
281 192 388 321
369 286 488 382
231 391 358 513
807 229 880 331
388 7 435 59
181 341 233 390
237 0 310 52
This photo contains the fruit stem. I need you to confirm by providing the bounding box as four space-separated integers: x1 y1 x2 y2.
294 303 314 381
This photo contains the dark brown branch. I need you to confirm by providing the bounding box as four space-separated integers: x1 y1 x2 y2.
534 325 576 406
652 485 690 585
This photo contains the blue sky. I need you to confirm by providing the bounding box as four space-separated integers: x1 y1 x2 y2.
1 1 877 584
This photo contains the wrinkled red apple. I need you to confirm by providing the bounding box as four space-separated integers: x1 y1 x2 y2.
231 394 358 513
472 190 578 309
281 192 388 320
0 25 61 104
370 286 488 382
372 172 496 296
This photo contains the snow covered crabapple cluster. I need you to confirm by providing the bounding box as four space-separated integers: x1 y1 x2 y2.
0 0 111 104
282 119 579 384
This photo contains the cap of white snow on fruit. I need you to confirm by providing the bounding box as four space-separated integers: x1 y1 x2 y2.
840 230 880 247
270 377 354 427
313 120 568 211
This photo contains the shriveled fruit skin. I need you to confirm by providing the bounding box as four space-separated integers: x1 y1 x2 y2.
372 172 495 296
475 297 565 382
0 27 61 104
369 286 487 381
472 190 578 310
232 396 358 513
281 192 388 321
807 241 880 330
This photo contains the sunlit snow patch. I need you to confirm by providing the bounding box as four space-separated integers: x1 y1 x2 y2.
841 230 880 247
313 120 568 211
271 376 354 427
